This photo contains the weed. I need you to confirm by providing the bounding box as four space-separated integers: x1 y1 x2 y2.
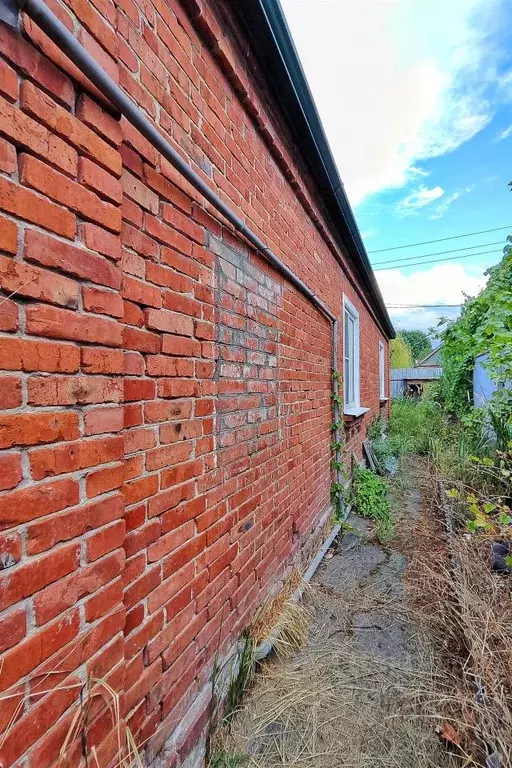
350 466 394 543
208 749 248 767
225 637 255 722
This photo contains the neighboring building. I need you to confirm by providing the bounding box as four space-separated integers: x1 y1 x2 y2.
0 0 393 765
416 343 443 367
391 366 442 398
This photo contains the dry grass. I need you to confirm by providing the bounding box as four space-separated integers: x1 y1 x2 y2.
406 466 512 768
248 569 310 658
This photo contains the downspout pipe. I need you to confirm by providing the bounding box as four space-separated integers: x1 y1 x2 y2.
14 0 344 519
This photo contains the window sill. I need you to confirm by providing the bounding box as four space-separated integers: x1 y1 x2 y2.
343 406 370 423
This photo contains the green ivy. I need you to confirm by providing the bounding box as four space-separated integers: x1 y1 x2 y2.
437 240 512 445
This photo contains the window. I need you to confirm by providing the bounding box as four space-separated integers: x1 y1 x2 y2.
343 296 360 410
379 341 386 399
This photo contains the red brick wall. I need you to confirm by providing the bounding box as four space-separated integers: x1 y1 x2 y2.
0 0 390 764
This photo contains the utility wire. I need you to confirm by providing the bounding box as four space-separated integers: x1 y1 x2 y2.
386 303 462 308
372 240 505 267
368 224 512 253
374 248 501 272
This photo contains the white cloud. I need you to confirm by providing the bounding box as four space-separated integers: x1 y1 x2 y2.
494 124 512 141
282 0 504 204
395 185 444 216
429 185 475 219
376 262 488 331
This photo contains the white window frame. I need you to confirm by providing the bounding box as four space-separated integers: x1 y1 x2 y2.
379 340 386 399
343 295 360 412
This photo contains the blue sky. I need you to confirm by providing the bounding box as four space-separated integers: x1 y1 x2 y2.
282 0 512 333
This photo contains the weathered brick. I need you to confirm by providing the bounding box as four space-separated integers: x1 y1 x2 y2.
26 304 123 346
84 406 124 435
27 375 123 405
0 411 79 450
0 94 77 175
79 156 123 204
29 435 123 480
21 80 121 174
83 285 125 317
0 542 79 611
0 337 80 373
0 477 79 530
122 169 159 213
0 253 79 309
0 376 21 409
25 229 121 289
0 176 76 238
145 307 194 336
83 222 122 261
20 154 121 233
0 136 16 174
86 462 125 497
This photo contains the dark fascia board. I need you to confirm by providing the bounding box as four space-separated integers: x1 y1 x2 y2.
229 0 395 339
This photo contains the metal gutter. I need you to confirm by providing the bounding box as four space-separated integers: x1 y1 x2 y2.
7 0 345 517
231 0 395 339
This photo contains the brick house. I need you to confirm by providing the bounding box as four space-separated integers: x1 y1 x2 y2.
0 0 394 765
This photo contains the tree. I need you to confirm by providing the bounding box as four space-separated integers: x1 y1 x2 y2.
390 333 414 367
400 330 432 362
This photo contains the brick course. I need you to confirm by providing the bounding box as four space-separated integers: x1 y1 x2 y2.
0 1 390 765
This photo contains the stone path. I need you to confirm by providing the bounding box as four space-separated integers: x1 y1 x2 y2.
224 463 452 767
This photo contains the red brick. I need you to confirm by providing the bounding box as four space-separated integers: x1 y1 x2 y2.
146 443 192 472
145 307 194 336
25 229 121 289
162 534 206 579
0 610 80 697
161 245 198 277
82 222 122 261
123 378 156 401
122 275 161 307
27 375 123 406
0 608 26 653
0 176 76 238
123 325 161 353
122 221 160 259
148 481 194 518
0 58 17 102
85 578 124 622
84 406 124 435
20 154 121 233
144 399 193 423
146 355 194 377
27 494 123 555
147 521 194 564
0 542 79 611
0 136 16 174
0 253 78 309
86 462 125 497
0 530 21 571
21 80 121 174
33 550 124 625
81 347 125 374
29 435 123 480
83 285 124 318
86 519 125 561
0 94 77 175
77 93 122 146
0 453 22 491
0 478 79 530
0 376 21 408
0 215 17 255
79 156 123 204
122 474 159 505
124 567 161 611
0 337 80 373
26 304 123 346
143 164 192 213
0 24 74 107
146 217 193 256
122 169 159 213
162 203 204 244
0 411 79 450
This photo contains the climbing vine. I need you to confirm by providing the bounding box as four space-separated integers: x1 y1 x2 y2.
437 239 512 445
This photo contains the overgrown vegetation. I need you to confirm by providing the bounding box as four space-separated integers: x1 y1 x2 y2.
389 332 414 367
350 466 394 542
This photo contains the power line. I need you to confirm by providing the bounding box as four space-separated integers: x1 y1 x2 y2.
372 240 505 267
374 248 501 272
386 303 462 308
368 224 512 253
